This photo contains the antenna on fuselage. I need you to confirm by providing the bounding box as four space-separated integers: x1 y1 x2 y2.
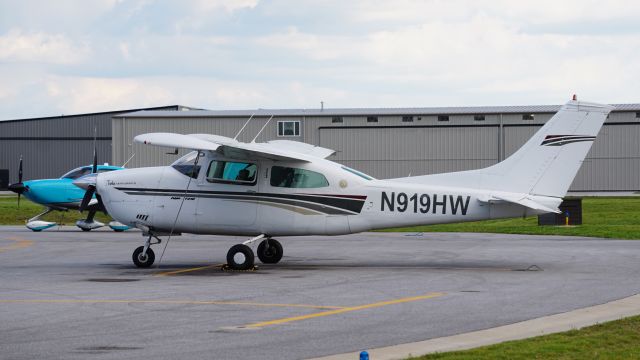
233 113 255 141
251 115 274 143
121 153 135 168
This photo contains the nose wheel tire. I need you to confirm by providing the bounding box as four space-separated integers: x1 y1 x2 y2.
257 239 283 264
132 246 155 268
226 244 255 270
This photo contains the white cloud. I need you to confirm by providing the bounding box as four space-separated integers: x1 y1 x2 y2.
0 29 90 64
1 0 640 120
191 0 259 13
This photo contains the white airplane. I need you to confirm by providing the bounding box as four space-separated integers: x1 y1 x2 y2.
74 98 612 270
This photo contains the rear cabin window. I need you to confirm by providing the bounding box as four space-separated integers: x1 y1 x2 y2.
207 161 257 185
270 166 329 188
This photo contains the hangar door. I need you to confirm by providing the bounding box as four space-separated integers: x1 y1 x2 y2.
319 126 499 180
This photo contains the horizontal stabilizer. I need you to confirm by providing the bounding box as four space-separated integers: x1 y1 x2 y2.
479 193 561 214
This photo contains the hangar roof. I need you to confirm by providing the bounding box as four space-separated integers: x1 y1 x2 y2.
116 103 640 118
0 105 201 123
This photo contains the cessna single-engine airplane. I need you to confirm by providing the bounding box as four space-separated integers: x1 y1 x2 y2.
74 98 612 270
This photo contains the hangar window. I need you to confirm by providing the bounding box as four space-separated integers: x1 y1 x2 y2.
636 112 640 118
278 121 300 136
206 160 257 185
367 116 378 123
438 115 449 122
474 115 485 121
402 116 413 122
332 116 343 123
522 114 535 120
270 166 329 188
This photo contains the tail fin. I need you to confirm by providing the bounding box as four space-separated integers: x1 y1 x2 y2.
394 99 614 198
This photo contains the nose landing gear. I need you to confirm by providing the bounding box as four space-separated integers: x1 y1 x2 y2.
132 233 161 268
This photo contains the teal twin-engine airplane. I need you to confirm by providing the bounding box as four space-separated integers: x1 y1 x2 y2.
8 156 129 232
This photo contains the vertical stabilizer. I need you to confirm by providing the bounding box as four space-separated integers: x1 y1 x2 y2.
393 100 614 198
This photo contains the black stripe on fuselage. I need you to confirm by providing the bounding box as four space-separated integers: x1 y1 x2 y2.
114 188 367 215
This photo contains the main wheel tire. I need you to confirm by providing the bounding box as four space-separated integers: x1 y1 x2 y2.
132 246 155 268
81 228 91 232
226 244 255 270
257 239 283 264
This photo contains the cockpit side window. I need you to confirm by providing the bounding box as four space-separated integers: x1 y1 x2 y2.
270 166 329 188
206 161 257 185
171 151 202 179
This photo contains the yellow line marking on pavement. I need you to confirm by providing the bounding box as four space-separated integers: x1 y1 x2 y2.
0 236 33 253
245 292 445 328
153 264 224 276
0 299 345 310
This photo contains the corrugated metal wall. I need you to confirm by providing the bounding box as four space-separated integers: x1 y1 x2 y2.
0 140 112 182
0 106 179 184
112 110 640 192
0 113 113 183
319 126 498 178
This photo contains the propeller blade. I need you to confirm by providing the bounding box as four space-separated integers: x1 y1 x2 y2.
79 186 96 213
96 193 107 214
92 126 98 174
92 146 98 174
17 193 20 208
18 155 23 183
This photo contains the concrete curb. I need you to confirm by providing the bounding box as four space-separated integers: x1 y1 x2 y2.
311 293 640 360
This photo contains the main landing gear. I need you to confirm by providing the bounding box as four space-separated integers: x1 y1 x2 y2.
130 233 283 270
226 235 283 270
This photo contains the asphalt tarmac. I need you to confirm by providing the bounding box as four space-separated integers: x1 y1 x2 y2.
1 226 640 360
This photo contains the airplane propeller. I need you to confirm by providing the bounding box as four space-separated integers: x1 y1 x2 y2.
7 156 27 208
78 140 99 212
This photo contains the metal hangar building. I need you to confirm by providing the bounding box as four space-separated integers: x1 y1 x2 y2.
0 105 193 187
112 103 640 193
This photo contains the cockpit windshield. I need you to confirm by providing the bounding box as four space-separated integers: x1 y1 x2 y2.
61 167 117 179
171 151 202 179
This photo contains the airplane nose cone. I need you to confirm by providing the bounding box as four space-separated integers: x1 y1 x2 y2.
8 182 27 194
73 173 98 191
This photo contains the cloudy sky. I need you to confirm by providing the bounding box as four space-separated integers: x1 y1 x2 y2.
1 0 639 119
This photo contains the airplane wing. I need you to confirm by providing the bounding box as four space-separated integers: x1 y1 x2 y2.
134 133 221 152
479 193 561 214
134 133 321 162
